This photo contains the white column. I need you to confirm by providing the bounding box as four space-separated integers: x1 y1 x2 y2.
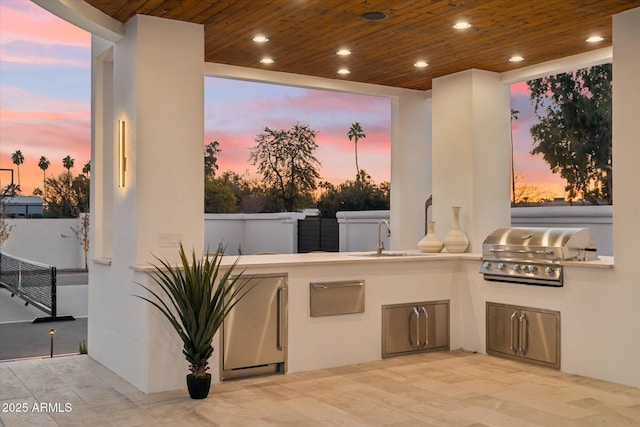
390 93 432 249
113 15 204 264
431 70 511 251
612 6 640 387
89 15 204 393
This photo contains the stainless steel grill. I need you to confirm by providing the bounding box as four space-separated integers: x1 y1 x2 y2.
480 227 598 287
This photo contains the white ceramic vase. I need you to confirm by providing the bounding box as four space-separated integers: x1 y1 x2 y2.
417 221 444 253
443 206 469 253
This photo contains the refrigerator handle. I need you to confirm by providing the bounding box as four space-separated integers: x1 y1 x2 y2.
420 306 429 348
510 311 519 353
277 287 285 351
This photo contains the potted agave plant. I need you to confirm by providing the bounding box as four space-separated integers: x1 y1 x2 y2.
134 243 251 399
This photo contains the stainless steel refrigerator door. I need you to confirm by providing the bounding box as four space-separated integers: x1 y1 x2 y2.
223 275 286 371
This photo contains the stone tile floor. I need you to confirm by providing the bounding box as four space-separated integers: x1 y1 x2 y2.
1 350 639 426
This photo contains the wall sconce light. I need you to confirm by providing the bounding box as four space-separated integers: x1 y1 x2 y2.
118 120 126 187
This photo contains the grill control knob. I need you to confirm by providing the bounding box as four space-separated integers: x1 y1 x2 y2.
497 263 506 271
483 261 491 269
545 266 556 276
512 264 521 272
526 265 538 274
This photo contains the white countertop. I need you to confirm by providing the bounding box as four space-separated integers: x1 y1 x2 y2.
128 251 613 271
215 250 470 268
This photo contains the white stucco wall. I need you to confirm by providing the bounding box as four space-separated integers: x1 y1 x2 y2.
204 212 304 255
511 205 613 256
1 218 84 269
337 210 391 252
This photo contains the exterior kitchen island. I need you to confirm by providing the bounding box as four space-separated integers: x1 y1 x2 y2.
124 251 613 393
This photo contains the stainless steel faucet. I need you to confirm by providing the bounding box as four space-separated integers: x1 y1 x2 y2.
377 220 391 255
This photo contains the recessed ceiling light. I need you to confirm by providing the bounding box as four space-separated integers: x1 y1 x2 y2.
414 61 428 68
252 35 269 43
360 11 388 21
509 55 525 62
260 57 274 64
336 49 352 56
453 22 471 30
337 68 351 75
586 36 605 43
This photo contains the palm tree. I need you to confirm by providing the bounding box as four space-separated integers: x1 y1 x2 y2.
63 156 75 171
38 156 50 198
82 160 91 176
10 150 24 189
347 123 366 179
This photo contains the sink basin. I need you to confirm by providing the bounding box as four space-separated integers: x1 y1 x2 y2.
349 251 434 257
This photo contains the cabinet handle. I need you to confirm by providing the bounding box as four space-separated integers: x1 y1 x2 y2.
420 306 429 348
411 307 420 349
510 311 519 353
519 313 528 355
277 287 285 351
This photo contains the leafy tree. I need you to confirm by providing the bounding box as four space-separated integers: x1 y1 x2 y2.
204 178 238 213
10 150 24 190
347 122 366 179
527 64 612 204
38 156 50 197
204 171 269 213
1 184 20 197
0 212 11 245
512 173 556 206
317 170 390 218
45 172 75 217
204 141 221 180
32 187 43 197
72 173 90 212
44 171 89 217
63 155 75 171
0 187 14 245
249 123 321 212
71 214 90 271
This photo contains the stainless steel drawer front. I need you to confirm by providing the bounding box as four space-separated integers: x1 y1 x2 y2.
309 280 364 317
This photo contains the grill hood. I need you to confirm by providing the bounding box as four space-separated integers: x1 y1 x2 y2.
482 227 598 262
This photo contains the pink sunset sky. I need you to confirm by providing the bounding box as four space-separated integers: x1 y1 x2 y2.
0 1 563 199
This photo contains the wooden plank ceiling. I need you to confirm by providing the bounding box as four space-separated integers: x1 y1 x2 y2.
84 0 639 90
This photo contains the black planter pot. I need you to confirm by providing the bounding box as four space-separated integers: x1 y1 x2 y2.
186 373 211 399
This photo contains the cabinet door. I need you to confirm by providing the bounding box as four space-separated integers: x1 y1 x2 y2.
382 301 449 358
519 309 559 367
486 302 560 369
383 305 419 356
487 303 519 356
423 302 449 350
